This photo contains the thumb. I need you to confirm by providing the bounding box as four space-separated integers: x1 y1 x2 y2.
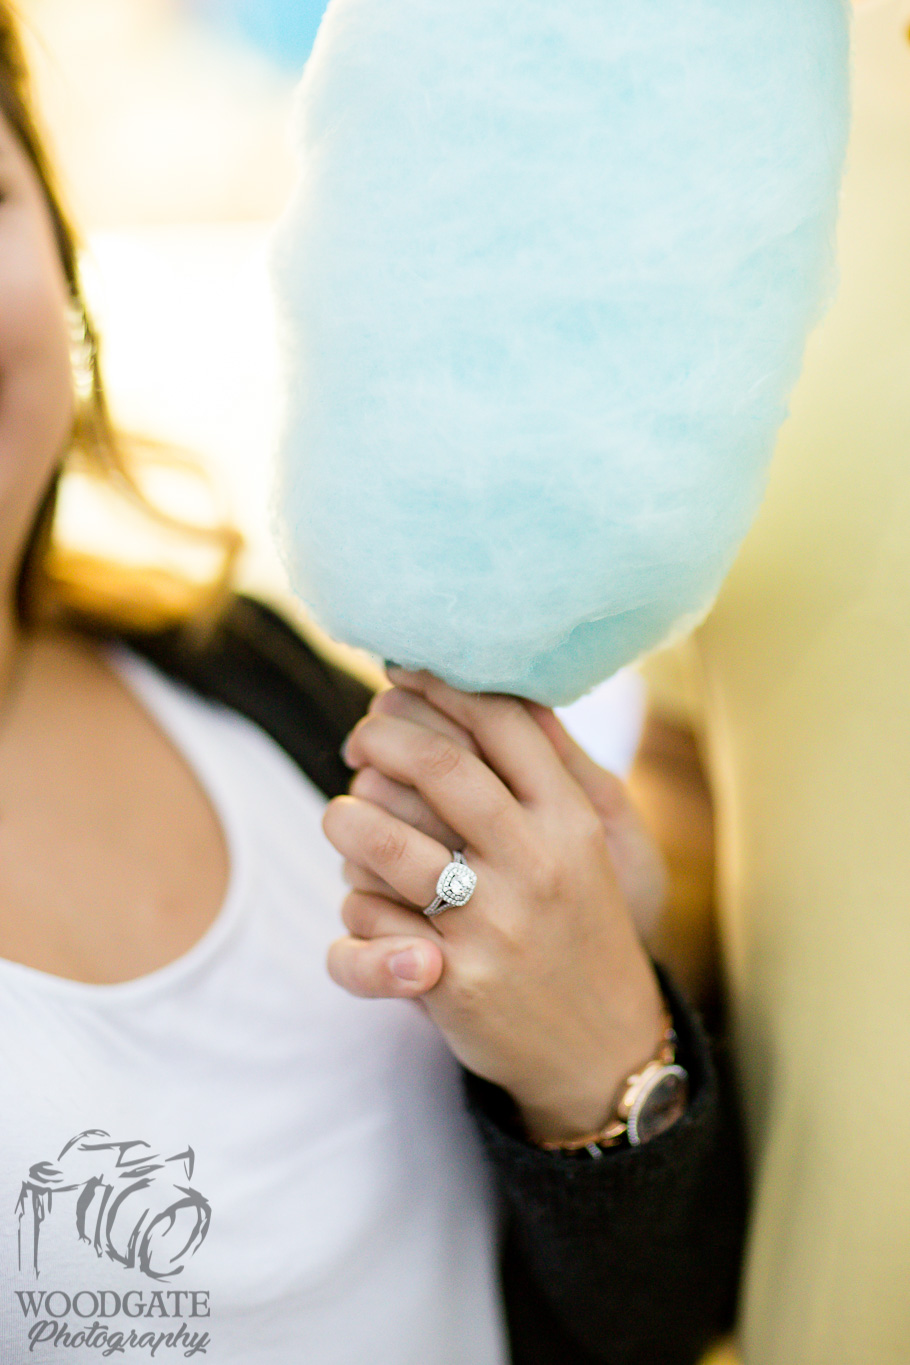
327 934 445 999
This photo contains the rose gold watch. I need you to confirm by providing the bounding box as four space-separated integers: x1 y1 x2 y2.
535 1007 689 1158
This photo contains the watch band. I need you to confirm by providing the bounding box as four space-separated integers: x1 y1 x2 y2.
534 1004 689 1157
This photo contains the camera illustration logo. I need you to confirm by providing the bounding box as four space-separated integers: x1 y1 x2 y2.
15 1130 212 1283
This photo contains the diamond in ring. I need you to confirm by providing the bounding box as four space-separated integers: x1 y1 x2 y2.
437 859 476 906
423 850 477 917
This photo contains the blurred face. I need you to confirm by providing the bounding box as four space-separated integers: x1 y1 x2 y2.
0 109 73 587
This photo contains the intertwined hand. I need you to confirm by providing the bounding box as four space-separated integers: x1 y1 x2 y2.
323 669 666 1142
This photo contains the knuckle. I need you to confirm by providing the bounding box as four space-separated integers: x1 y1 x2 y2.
368 823 408 868
417 732 463 782
524 847 562 901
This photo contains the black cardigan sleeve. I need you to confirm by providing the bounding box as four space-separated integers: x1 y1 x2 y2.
125 595 747 1365
461 968 747 1365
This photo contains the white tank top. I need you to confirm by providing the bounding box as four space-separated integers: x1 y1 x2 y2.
0 648 506 1365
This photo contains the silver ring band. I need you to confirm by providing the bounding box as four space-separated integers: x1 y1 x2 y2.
423 850 477 918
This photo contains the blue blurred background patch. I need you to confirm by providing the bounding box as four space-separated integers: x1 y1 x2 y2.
186 0 329 70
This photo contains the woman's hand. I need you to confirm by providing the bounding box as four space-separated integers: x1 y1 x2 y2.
345 681 667 940
322 669 667 1143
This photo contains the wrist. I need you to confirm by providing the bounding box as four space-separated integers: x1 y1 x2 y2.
516 962 667 1144
523 979 689 1154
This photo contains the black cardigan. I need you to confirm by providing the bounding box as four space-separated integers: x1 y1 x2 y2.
126 595 747 1365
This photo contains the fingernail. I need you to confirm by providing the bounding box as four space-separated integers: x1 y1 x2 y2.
388 948 424 982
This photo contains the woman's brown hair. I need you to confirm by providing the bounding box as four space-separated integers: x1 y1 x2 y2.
0 3 242 636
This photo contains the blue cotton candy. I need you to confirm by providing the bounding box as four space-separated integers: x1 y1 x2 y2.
270 0 850 705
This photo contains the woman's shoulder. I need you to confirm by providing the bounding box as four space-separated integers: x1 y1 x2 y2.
121 595 374 800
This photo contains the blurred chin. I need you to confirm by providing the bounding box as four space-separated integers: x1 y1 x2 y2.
0 357 74 540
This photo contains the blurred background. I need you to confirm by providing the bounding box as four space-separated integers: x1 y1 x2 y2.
18 0 328 598
16 0 644 771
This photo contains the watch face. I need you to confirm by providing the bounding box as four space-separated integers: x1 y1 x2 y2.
627 1066 689 1146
